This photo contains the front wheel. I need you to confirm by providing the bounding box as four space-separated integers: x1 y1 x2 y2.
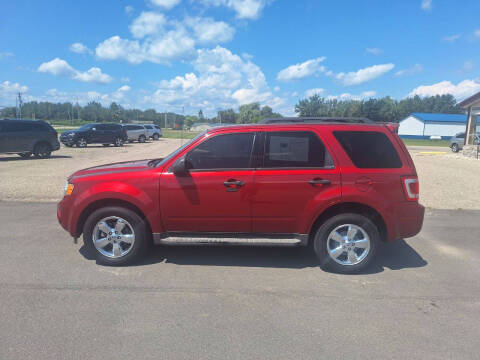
138 135 146 143
152 133 159 141
313 213 379 274
33 143 52 159
451 143 459 153
76 138 87 148
83 206 149 265
114 137 124 147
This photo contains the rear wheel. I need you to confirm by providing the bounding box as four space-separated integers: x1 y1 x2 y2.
83 206 149 265
102 144 110 147
138 135 146 143
152 133 159 141
114 137 124 147
313 213 379 274
451 143 459 153
33 143 52 159
18 152 32 158
76 138 87 148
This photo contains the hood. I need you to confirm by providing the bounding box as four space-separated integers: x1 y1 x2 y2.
69 159 159 180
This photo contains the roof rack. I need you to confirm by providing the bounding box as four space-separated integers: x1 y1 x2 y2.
258 117 375 124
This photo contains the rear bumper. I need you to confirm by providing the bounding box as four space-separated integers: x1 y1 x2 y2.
392 202 425 240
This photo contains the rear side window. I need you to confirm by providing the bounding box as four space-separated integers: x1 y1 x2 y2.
187 133 254 169
144 125 152 129
263 131 333 168
333 131 402 168
455 133 465 139
3 122 27 132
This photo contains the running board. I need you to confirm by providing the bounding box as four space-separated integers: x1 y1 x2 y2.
153 232 308 247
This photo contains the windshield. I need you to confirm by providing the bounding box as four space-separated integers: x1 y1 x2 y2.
77 124 94 131
151 131 206 167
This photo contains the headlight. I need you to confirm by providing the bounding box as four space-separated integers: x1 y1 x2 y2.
64 182 75 196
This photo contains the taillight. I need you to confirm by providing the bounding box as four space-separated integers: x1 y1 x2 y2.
402 176 419 201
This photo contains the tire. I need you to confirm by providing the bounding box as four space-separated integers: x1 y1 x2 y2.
138 135 146 143
152 133 159 141
102 144 110 147
128 140 134 143
114 137 124 147
313 213 379 274
18 152 32 158
65 144 73 148
82 206 149 266
451 143 459 153
76 138 87 148
33 143 52 159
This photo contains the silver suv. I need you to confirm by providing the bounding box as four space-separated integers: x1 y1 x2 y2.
450 132 479 152
123 124 148 143
143 124 162 140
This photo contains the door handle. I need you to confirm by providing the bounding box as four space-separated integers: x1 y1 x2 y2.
309 178 331 186
224 179 245 187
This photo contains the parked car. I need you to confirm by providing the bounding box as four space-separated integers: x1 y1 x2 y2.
57 118 424 273
60 123 127 148
450 132 479 152
0 119 60 158
123 124 148 143
143 124 162 140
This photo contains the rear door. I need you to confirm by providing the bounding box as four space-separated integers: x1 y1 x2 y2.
251 128 341 235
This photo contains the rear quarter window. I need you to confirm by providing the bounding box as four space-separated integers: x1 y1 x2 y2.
333 131 402 169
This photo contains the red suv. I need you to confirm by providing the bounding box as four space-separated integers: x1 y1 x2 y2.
57 118 424 273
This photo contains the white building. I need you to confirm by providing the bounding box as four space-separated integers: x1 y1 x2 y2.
398 113 467 139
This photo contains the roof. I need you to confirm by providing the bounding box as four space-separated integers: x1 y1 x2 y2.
458 91 480 108
407 113 467 123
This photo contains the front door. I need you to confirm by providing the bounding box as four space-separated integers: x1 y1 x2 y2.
160 131 257 233
251 129 341 235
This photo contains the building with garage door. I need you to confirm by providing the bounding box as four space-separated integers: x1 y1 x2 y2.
398 113 467 139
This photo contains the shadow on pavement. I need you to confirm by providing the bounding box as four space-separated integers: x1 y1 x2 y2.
80 238 427 273
0 155 72 162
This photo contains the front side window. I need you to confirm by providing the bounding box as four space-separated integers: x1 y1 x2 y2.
187 133 255 170
333 131 402 169
263 131 333 168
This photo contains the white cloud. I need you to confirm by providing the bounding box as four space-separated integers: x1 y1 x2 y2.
150 0 181 9
305 88 324 97
184 17 235 44
474 29 480 39
395 63 423 77
409 79 480 101
366 48 382 55
96 12 234 64
125 5 134 14
333 63 394 86
325 91 376 101
145 46 284 115
273 86 280 91
130 12 166 38
443 34 460 43
0 51 14 59
276 57 326 81
37 58 113 84
421 0 432 11
69 42 92 55
0 81 28 102
200 0 271 19
121 77 131 82
461 60 474 73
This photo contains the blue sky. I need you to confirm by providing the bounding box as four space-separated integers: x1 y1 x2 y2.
1 0 480 116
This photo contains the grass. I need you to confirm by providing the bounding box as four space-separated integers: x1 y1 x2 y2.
162 129 200 139
402 139 450 147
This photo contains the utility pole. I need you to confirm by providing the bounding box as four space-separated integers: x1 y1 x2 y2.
164 110 167 129
16 92 23 120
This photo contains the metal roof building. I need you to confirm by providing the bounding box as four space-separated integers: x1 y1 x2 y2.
398 112 467 139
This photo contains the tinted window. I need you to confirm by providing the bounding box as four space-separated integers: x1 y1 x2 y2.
144 125 152 129
455 133 465 139
134 125 144 130
263 131 333 168
333 131 402 168
25 122 48 132
78 124 95 131
104 124 120 130
3 121 27 132
187 133 254 169
95 124 107 130
124 125 134 130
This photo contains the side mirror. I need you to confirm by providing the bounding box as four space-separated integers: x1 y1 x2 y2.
172 157 189 176
92 128 96 131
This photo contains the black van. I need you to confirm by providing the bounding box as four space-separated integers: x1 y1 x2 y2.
59 123 128 148
0 119 60 158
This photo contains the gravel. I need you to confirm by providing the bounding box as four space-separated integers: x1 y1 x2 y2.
1 142 479 210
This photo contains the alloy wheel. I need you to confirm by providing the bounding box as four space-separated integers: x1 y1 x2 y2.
92 216 135 258
326 224 370 266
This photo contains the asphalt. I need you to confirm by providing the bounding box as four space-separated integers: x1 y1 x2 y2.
1 202 479 359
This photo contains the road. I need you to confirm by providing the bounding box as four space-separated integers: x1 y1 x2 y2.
1 202 479 359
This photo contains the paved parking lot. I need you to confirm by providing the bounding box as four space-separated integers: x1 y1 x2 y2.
0 202 479 359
